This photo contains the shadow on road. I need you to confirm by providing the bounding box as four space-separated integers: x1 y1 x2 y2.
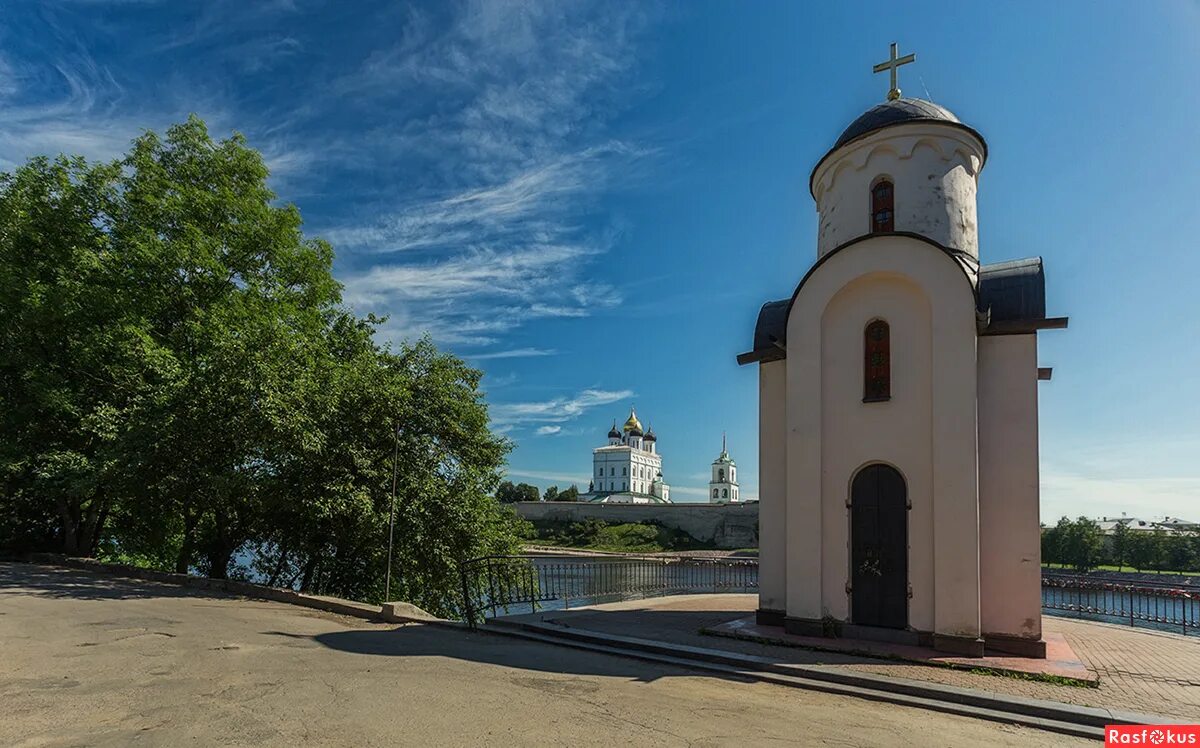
269 624 756 685
0 562 231 602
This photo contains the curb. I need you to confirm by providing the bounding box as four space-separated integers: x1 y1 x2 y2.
11 555 439 624
485 617 1175 738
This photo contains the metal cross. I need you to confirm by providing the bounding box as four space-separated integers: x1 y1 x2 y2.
873 42 916 101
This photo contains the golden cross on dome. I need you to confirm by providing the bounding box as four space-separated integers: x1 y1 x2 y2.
873 42 916 101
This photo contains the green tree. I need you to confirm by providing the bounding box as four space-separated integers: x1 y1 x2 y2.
1109 521 1130 571
495 480 541 504
1164 533 1195 574
1059 516 1103 572
1040 522 1062 566
0 116 523 617
1127 531 1155 572
542 485 559 502
555 485 580 502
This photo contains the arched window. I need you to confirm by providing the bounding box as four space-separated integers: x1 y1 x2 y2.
722 488 728 498
712 489 719 498
871 179 894 233
719 468 725 482
864 319 891 402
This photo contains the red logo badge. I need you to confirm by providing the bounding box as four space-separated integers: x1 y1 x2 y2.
1106 726 1200 746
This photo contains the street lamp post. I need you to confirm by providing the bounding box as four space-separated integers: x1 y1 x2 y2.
385 423 400 602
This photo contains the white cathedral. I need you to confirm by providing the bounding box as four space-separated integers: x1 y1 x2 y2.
583 408 671 504
738 46 1065 657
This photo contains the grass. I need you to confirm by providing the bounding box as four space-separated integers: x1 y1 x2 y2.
527 520 715 554
1042 563 1200 576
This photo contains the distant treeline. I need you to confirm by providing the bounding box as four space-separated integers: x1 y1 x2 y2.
0 117 524 616
1041 516 1200 574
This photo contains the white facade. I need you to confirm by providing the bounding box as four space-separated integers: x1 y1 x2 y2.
586 408 670 504
708 435 740 503
811 121 986 262
741 85 1062 658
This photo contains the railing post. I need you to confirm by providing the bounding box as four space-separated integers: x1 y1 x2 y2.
1130 587 1135 627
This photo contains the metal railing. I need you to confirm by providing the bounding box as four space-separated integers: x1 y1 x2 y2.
459 554 758 625
1041 573 1199 636
457 555 1199 636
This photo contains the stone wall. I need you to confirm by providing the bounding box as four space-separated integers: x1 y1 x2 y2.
511 501 759 550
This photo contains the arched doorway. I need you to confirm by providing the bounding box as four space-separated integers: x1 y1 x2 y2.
850 464 907 629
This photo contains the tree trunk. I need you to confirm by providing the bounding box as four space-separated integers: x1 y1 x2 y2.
267 546 289 588
175 506 196 574
56 497 80 555
207 547 233 580
299 555 318 593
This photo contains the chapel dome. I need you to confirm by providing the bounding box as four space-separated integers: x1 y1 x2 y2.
607 422 621 439
831 97 963 151
623 409 643 433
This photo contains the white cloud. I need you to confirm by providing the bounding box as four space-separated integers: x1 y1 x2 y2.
535 425 562 436
491 388 633 428
326 2 650 354
470 348 556 360
506 468 590 486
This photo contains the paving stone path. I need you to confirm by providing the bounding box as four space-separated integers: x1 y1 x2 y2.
520 594 1200 722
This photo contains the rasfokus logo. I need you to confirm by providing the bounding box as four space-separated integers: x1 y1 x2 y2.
1106 726 1200 746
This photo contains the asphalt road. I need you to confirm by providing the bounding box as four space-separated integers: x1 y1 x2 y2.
0 563 1087 747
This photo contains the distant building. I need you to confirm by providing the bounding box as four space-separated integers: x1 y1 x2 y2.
708 434 740 503
582 408 670 504
1093 514 1197 535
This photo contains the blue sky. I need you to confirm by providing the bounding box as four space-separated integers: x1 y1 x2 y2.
3 1 1198 518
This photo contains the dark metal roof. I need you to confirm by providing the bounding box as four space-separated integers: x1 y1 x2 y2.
736 245 1066 366
977 257 1068 335
833 98 961 150
736 299 788 366
809 98 988 197
978 258 1045 323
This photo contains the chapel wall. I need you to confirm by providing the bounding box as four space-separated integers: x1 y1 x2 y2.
818 274 936 630
785 236 981 637
978 334 1043 641
757 360 788 613
812 124 984 260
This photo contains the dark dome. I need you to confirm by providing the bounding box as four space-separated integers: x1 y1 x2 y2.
810 97 986 197
833 98 962 150
608 426 621 439
643 430 656 442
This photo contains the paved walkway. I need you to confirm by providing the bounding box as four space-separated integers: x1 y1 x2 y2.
510 594 1200 722
0 564 1082 747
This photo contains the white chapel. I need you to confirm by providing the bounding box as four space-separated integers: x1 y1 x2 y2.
582 408 671 504
737 45 1066 657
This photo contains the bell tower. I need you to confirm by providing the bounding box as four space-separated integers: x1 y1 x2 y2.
708 434 739 503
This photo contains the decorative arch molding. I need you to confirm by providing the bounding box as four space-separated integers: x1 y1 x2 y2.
786 231 979 324
812 127 985 205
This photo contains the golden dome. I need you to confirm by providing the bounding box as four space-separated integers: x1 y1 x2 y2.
622 408 642 433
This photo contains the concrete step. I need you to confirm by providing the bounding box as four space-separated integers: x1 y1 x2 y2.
483 617 1160 740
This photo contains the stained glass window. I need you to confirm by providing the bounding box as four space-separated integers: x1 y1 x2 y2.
864 320 891 402
871 179 894 233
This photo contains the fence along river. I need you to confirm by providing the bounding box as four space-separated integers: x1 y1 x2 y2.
460 554 1199 636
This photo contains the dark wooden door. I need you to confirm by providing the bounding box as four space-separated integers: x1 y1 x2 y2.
851 464 907 629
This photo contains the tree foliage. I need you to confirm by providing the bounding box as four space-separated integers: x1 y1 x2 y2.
0 117 522 616
496 481 539 503
1042 517 1200 575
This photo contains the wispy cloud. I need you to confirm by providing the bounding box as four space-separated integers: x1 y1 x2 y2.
535 425 562 436
329 2 652 354
470 348 557 361
491 388 633 429
506 468 590 486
